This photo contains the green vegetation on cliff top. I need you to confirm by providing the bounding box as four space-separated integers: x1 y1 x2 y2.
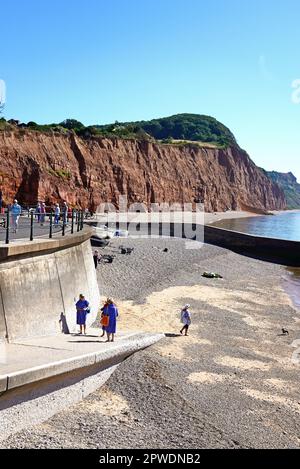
93 114 237 147
0 114 237 148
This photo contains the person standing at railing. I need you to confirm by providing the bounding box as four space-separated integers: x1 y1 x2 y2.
40 202 46 226
62 201 68 225
11 199 22 234
36 202 41 223
54 203 60 225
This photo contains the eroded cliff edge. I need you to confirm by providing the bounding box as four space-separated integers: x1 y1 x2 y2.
0 129 286 212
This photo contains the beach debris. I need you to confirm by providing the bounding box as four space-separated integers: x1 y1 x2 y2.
202 272 223 279
282 328 289 335
163 248 169 253
119 246 134 255
101 254 115 264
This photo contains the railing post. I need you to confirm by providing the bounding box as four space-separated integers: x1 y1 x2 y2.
62 216 66 236
71 209 74 234
5 208 10 245
30 211 34 241
80 210 84 230
77 210 80 232
49 211 53 239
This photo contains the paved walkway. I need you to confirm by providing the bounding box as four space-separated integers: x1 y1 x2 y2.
0 216 74 243
0 329 163 393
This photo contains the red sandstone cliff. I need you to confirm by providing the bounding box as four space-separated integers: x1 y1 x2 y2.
0 129 286 212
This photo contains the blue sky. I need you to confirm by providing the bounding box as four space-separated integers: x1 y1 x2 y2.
1 0 300 179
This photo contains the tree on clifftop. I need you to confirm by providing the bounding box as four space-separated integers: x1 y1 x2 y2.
59 119 85 130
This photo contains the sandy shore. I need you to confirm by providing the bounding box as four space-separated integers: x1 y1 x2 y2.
2 237 300 449
204 210 262 225
92 208 261 227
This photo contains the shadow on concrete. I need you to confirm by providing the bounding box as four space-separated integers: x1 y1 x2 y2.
165 333 181 338
59 313 70 335
70 334 99 338
68 340 105 344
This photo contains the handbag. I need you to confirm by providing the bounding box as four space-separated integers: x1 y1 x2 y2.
100 315 109 327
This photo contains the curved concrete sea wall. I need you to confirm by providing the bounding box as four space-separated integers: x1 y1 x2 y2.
0 230 100 342
204 224 300 266
124 222 300 266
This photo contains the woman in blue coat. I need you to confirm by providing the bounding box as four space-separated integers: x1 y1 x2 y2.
103 298 119 342
76 294 90 335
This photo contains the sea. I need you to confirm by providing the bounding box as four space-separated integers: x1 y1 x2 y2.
213 211 300 310
212 211 300 242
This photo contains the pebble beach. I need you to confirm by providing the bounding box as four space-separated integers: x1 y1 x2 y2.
2 236 300 449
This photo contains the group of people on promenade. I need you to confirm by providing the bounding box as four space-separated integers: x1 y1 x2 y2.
35 201 69 226
75 292 191 341
1 199 72 233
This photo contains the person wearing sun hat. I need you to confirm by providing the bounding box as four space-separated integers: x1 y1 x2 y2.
102 298 119 342
180 304 191 336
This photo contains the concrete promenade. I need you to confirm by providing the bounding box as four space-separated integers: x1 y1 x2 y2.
0 329 163 393
0 330 163 441
0 215 70 243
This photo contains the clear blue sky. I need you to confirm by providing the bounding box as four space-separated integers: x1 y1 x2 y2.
1 0 300 179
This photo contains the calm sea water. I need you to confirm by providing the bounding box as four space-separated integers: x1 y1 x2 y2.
213 211 300 309
213 211 300 241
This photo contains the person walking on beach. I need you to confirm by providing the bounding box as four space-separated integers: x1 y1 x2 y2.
93 250 99 269
180 304 191 336
54 203 60 225
102 298 118 342
11 199 22 233
76 293 90 335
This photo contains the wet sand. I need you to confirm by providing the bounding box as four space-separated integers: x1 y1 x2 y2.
2 238 300 449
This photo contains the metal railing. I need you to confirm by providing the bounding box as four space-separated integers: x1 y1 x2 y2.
0 209 85 244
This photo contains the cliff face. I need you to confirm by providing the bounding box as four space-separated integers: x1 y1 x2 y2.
0 129 286 212
265 171 300 209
